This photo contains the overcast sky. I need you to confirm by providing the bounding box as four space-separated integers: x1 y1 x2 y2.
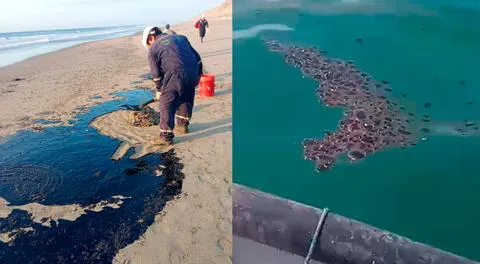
0 0 223 32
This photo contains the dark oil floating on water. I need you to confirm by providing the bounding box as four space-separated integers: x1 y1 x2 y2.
420 128 430 133
264 40 416 171
465 121 475 127
324 130 334 136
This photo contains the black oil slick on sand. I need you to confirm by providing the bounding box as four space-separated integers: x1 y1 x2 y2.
0 88 183 263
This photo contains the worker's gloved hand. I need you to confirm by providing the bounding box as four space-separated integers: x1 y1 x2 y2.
153 78 162 91
154 91 161 101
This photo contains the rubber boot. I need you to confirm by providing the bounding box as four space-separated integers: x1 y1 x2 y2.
151 135 173 146
174 124 189 135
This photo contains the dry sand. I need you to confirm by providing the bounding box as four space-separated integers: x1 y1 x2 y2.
0 9 232 264
202 0 232 19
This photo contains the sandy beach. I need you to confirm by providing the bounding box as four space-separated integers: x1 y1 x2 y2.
0 2 232 263
112 18 232 264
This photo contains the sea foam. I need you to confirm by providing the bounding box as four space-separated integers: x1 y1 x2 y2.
233 24 294 39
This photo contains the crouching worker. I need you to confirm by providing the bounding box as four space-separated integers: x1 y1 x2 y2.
142 26 203 146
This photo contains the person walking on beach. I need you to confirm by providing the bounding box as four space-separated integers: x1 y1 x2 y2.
164 24 176 35
195 14 209 43
142 26 203 146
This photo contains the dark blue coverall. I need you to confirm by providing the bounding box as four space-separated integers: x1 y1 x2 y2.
148 34 202 140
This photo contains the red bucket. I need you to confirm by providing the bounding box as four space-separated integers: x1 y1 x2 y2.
198 74 215 97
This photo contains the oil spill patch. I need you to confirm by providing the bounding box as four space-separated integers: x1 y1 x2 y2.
0 89 184 263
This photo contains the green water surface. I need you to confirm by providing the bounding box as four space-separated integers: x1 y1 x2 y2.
233 0 480 260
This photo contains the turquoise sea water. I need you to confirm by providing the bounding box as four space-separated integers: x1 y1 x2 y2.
233 0 480 260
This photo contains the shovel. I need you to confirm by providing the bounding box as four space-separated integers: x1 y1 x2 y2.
119 98 156 111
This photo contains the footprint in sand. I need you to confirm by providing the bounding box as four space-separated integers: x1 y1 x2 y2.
216 237 232 253
191 226 199 234
168 250 189 264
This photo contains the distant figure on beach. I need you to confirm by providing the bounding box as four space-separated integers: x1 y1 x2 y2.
164 24 176 35
142 26 203 146
195 14 209 43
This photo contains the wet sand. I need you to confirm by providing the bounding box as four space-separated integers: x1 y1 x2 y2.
0 14 231 264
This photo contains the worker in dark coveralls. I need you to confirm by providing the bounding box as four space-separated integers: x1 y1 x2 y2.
196 14 209 43
142 26 202 146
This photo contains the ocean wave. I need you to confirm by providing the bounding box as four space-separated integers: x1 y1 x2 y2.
54 28 134 40
233 24 294 39
0 37 51 49
0 27 137 51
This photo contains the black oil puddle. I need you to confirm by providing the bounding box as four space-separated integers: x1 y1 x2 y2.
0 89 184 263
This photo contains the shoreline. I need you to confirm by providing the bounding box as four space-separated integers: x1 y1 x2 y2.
0 15 232 71
0 31 140 70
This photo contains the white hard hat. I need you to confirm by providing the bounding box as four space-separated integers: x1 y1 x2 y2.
201 13 206 18
142 26 162 49
142 26 154 49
